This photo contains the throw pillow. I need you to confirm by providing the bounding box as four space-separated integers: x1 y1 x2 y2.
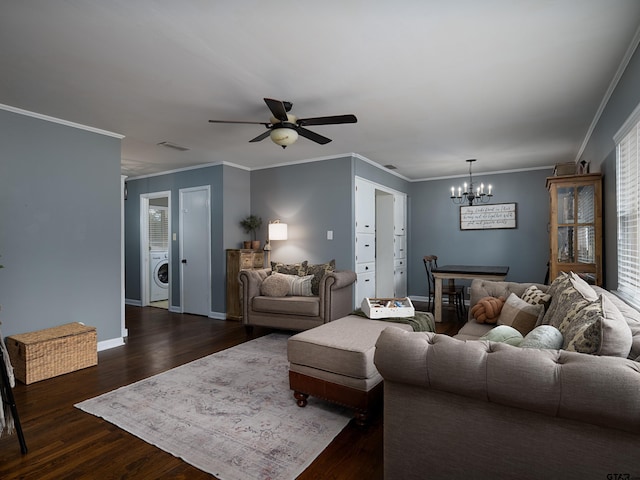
497 293 544 336
546 272 572 298
306 259 336 295
260 273 291 297
520 325 564 350
562 294 633 357
471 296 506 324
520 285 551 308
569 272 598 301
479 325 524 346
288 274 315 296
542 284 590 330
271 261 308 276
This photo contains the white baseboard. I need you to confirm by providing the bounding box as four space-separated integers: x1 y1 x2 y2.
125 298 142 306
98 337 125 351
209 311 226 320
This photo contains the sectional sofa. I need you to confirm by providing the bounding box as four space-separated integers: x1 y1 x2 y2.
374 274 640 479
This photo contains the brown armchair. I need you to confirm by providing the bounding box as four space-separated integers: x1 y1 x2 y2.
238 268 357 331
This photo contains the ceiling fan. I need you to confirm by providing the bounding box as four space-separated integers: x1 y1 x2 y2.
208 98 357 148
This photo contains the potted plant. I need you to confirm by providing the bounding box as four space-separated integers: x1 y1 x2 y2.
240 215 263 249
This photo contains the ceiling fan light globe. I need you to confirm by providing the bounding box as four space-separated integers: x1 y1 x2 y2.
270 128 298 146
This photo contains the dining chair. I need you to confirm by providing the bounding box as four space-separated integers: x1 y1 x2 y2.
423 255 466 322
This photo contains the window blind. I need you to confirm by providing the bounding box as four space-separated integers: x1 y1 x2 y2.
149 207 169 250
615 103 640 308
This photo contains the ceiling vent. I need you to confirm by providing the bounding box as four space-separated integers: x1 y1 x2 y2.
384 164 397 170
157 141 190 152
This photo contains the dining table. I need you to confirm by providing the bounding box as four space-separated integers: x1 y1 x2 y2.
431 265 509 323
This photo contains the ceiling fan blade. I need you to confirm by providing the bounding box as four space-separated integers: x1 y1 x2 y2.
249 130 271 143
264 98 289 122
297 114 357 126
209 120 270 126
297 127 332 145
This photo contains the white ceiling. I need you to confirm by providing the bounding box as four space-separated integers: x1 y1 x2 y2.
2 1 640 180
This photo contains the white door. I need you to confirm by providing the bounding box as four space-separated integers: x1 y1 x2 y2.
179 186 211 316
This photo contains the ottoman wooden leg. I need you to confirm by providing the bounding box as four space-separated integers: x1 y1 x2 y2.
294 391 309 407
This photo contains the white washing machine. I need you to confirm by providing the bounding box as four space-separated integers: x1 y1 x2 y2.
150 250 169 301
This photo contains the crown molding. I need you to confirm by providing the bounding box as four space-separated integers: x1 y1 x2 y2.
0 103 124 139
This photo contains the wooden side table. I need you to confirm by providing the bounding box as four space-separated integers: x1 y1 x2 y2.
226 249 265 321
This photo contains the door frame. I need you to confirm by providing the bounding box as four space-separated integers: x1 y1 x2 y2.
179 185 211 315
139 191 172 307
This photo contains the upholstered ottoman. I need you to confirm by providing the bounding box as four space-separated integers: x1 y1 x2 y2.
287 315 413 426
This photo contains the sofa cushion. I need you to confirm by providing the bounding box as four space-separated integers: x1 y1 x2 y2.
520 325 564 350
454 319 494 341
271 261 308 276
260 272 291 297
306 259 336 295
479 325 523 346
288 274 314 296
498 293 544 336
252 295 320 317
562 294 633 357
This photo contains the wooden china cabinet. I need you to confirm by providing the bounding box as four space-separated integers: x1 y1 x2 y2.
546 173 603 286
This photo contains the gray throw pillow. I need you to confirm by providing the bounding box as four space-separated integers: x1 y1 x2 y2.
498 293 544 336
260 273 291 297
562 294 633 357
520 325 563 350
306 259 336 295
288 274 314 296
479 325 523 346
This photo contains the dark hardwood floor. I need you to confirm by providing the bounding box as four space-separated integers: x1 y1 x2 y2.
0 304 460 479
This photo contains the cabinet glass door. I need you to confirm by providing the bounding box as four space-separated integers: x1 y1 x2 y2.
555 184 596 265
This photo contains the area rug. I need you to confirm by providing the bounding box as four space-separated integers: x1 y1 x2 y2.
75 334 351 480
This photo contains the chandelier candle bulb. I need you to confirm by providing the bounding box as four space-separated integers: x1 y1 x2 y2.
451 158 494 206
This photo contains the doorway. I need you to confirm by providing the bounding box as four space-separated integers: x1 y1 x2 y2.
140 191 171 309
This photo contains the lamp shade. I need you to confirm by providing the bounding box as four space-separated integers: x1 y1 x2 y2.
269 222 288 240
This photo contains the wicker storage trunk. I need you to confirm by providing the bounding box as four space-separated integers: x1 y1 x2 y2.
6 322 97 384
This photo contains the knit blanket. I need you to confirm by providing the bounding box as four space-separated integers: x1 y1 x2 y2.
0 326 16 437
352 309 435 332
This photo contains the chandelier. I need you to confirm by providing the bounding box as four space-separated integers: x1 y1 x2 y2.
450 159 493 206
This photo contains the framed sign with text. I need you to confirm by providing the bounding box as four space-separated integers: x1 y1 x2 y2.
460 203 517 230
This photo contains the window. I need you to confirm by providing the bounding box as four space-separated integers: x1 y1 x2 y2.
149 207 169 250
614 102 640 308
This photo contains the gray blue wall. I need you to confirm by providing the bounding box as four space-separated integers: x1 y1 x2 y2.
124 164 250 315
250 156 355 269
0 108 122 342
408 168 553 296
581 42 640 289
